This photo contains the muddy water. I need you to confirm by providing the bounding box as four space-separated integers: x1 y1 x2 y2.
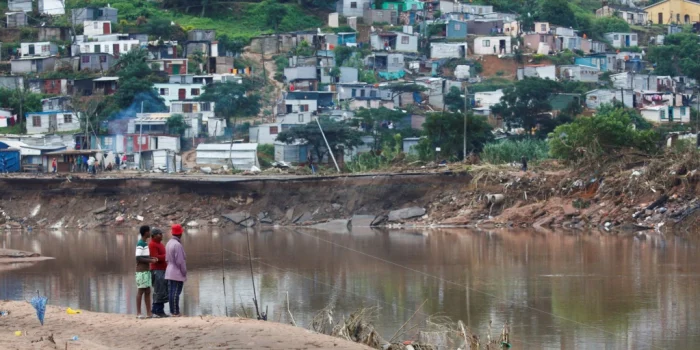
1 227 698 349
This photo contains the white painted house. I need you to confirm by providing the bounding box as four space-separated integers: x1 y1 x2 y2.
195 143 259 169
77 40 140 57
83 21 113 36
153 83 206 107
585 89 634 109
640 106 690 124
38 0 65 15
336 0 370 18
473 36 511 55
559 65 600 83
25 112 81 135
20 42 58 58
517 64 556 80
604 32 638 48
430 43 468 59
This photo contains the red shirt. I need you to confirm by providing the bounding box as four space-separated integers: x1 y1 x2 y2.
148 240 167 271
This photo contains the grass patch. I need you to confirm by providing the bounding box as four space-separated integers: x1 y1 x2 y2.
0 124 26 135
481 139 550 164
65 0 323 43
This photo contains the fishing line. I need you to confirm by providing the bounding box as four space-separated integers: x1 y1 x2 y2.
291 229 666 350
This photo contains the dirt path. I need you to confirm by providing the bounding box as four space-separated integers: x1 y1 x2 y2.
0 301 371 350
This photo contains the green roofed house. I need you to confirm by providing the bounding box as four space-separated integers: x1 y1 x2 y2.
381 0 424 12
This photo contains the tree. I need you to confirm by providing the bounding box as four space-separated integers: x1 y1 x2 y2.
110 49 167 115
198 80 262 123
491 77 563 131
387 83 427 102
648 33 700 80
443 86 468 112
418 112 494 161
263 0 288 34
166 114 190 136
540 0 576 28
353 107 407 150
144 18 174 39
276 117 364 162
333 46 354 66
548 106 659 163
71 91 107 147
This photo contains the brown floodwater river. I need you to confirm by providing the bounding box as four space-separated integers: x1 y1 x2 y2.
1 227 698 349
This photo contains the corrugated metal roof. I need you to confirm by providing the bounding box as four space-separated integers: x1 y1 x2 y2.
93 77 119 81
196 143 258 151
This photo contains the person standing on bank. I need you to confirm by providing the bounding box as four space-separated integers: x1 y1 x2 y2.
165 224 186 317
149 228 169 317
135 225 158 319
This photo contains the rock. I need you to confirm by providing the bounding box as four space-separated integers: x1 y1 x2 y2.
250 165 261 173
186 220 199 227
259 217 273 224
371 215 387 226
201 167 212 174
351 215 376 227
115 215 124 223
246 197 254 205
285 208 295 221
294 211 313 224
221 211 252 225
387 207 426 222
331 203 342 211
441 216 470 225
311 219 350 233
562 203 578 216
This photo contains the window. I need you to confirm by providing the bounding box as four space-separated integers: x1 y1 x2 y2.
131 44 138 50
201 102 211 112
191 88 200 96
82 55 90 63
454 23 461 31
100 55 107 62
411 4 417 9
631 34 637 40
613 35 619 40
540 35 545 43
298 114 304 122
63 114 72 123
681 107 687 116
300 104 309 112
370 90 377 98
377 12 383 18
103 138 113 146
159 88 169 96
123 44 128 51
660 110 666 119
103 45 109 53
180 76 187 84
350 1 357 8
401 36 409 44
42 45 49 52
94 44 101 53
482 40 491 47
183 104 193 113
676 14 680 22
32 116 41 127
269 126 279 134
478 8 483 14
540 23 547 31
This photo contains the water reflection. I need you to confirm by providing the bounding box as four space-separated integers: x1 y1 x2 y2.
1 228 698 349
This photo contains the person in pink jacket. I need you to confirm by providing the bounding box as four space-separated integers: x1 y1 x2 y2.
165 224 186 317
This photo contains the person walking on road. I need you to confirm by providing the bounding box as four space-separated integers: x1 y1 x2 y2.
165 224 186 317
149 228 169 317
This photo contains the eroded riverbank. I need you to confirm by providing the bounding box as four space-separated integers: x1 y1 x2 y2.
0 168 697 234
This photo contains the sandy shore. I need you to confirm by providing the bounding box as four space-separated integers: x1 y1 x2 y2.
0 301 372 350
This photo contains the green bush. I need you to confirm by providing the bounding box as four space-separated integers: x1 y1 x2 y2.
548 107 660 163
481 139 549 164
257 144 275 168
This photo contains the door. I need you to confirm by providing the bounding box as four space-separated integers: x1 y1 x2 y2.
103 22 111 34
625 35 630 47
48 114 57 133
36 59 43 72
178 89 186 100
658 13 663 24
113 44 120 57
499 40 506 54
28 44 35 55
668 107 674 122
172 64 180 75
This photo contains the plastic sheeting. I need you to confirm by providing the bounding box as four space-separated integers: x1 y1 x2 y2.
378 69 406 80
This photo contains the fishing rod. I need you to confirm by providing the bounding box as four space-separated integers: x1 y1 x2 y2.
245 227 266 321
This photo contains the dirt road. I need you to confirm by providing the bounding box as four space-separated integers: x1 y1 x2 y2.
0 301 371 350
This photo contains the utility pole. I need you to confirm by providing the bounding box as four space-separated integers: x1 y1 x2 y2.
463 84 469 160
138 101 143 170
315 117 340 173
